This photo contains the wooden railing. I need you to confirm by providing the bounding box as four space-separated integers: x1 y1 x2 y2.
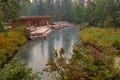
11 16 52 28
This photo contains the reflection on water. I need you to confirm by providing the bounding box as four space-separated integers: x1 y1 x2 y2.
18 27 80 79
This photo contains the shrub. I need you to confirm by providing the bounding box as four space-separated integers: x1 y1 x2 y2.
0 57 41 80
104 16 113 27
0 49 7 68
0 26 27 68
44 46 120 80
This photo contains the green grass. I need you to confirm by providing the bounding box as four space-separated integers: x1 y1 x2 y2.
80 27 120 55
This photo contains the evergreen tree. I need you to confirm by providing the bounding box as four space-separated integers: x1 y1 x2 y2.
46 0 54 16
0 0 29 31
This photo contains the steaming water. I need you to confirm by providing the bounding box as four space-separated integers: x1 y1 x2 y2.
18 27 80 80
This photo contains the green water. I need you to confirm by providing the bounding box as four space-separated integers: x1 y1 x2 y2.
18 27 80 79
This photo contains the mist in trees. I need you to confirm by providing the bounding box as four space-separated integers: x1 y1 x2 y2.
18 0 120 26
0 0 29 31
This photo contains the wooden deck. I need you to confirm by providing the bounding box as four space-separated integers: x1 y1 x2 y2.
30 26 51 34
26 21 75 40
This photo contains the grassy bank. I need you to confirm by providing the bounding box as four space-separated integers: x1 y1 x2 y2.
0 26 27 68
0 26 41 80
80 27 120 56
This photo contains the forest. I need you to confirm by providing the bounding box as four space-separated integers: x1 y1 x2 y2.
0 0 120 80
21 0 120 26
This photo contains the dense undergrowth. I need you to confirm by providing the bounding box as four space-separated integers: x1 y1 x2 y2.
44 46 120 80
0 57 41 80
0 26 27 68
44 27 120 80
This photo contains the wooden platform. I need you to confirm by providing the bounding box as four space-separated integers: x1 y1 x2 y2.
26 21 75 40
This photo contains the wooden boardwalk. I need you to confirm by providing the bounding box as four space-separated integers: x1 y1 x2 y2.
26 21 75 40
